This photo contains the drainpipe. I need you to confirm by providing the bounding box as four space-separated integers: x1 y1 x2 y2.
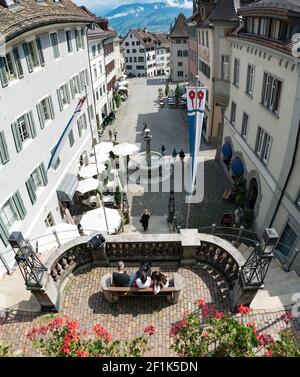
269 120 300 228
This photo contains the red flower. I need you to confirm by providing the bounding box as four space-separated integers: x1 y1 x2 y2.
246 321 257 334
182 310 190 316
61 343 71 355
93 324 112 342
195 298 206 308
169 320 184 337
144 325 156 335
264 349 273 357
202 331 209 338
237 305 251 315
76 349 88 357
214 312 224 319
280 312 294 325
256 333 274 346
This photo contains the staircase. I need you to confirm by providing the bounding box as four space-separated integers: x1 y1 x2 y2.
237 243 300 311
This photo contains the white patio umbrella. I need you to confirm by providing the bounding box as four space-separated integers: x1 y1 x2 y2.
80 207 121 235
77 178 99 195
94 142 113 155
37 224 79 254
90 153 109 164
79 163 106 178
112 142 139 157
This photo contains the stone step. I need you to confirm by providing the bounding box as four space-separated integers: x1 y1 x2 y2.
251 290 299 310
264 267 286 281
264 270 299 284
262 279 300 296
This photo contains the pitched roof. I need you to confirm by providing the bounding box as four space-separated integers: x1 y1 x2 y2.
169 13 189 38
0 0 94 42
208 0 240 21
246 0 300 12
129 29 157 47
152 33 170 49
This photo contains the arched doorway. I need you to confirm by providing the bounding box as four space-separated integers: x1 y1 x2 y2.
247 178 258 210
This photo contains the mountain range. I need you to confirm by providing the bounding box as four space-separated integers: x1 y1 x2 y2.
101 1 193 36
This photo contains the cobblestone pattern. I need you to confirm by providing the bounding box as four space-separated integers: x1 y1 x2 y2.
0 265 298 357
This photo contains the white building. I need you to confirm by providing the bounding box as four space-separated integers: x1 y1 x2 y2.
0 0 96 277
114 37 125 81
153 33 170 76
122 29 157 78
220 0 300 272
170 13 189 82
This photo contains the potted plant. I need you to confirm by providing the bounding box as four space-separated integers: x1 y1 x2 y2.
235 193 245 208
114 186 122 209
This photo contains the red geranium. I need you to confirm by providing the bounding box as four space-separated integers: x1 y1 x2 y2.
93 324 112 342
195 298 206 308
280 312 294 325
237 305 251 315
76 349 88 357
214 312 224 319
144 325 156 335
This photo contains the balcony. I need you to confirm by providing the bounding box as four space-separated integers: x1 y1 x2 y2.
214 78 230 107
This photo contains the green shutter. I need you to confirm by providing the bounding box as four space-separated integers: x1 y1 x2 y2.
12 191 27 220
12 47 24 79
70 79 75 99
57 88 63 111
22 42 33 73
39 162 48 186
0 130 10 164
0 216 9 247
26 177 37 204
48 97 55 119
36 103 45 129
27 111 37 138
81 28 85 49
77 118 82 137
36 37 45 66
76 75 82 93
66 84 71 104
11 122 23 152
0 56 8 88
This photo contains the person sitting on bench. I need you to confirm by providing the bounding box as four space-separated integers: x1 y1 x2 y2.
136 271 152 288
112 261 132 287
152 271 169 295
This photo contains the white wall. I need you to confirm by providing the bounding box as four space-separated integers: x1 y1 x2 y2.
170 39 189 82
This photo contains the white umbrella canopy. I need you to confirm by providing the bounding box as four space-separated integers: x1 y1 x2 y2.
112 143 139 157
80 207 121 235
77 178 99 195
90 153 109 164
37 224 79 254
94 142 113 155
79 164 98 179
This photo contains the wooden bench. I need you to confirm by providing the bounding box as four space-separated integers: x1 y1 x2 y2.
101 272 184 304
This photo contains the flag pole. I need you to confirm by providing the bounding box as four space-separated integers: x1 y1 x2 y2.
85 85 110 234
185 76 199 229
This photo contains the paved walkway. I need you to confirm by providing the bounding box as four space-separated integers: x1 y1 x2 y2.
101 77 234 233
0 264 297 356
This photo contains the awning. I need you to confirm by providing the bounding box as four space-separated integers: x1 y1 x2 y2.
231 157 244 177
77 178 99 195
222 142 232 159
57 174 79 202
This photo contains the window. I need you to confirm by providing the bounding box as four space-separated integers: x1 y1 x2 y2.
132 41 135 46
177 50 183 57
125 42 129 46
261 72 282 114
50 146 61 170
178 62 183 67
17 116 29 142
241 112 249 139
270 19 280 39
276 223 297 264
259 18 270 36
92 45 97 57
183 50 188 57
93 65 98 79
134 57 137 62
206 31 209 48
136 65 145 70
246 17 253 33
137 41 140 45
88 104 94 120
22 40 40 72
50 32 60 59
255 127 272 164
97 43 101 54
202 31 205 46
230 101 236 126
66 30 73 53
11 111 36 152
44 212 55 228
253 18 259 34
132 49 137 53
0 47 24 87
37 96 54 128
80 69 89 89
0 130 9 165
126 49 130 54
221 55 229 80
74 29 83 50
77 113 87 137
233 58 240 87
68 129 75 148
199 59 210 79
69 75 80 98
1 199 18 230
57 83 70 111
138 57 144 62
2 53 17 82
129 57 132 63
26 163 48 204
178 71 184 77
246 64 255 96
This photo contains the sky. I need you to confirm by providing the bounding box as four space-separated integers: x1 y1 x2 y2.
74 0 192 15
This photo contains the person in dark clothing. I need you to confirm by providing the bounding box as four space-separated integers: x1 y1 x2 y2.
143 123 147 134
108 129 112 141
113 128 117 141
172 148 177 158
179 149 185 160
161 145 166 156
140 209 150 231
112 261 130 287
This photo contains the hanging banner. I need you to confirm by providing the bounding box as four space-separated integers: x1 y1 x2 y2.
186 86 207 193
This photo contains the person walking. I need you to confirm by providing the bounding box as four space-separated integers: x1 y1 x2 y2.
113 128 117 141
108 129 112 141
143 123 147 134
161 145 166 156
140 209 150 231
172 148 177 158
179 148 185 160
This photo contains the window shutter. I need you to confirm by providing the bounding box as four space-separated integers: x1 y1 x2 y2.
81 28 85 49
11 122 23 152
36 103 45 129
12 47 24 79
75 30 80 51
39 162 48 186
77 118 82 137
36 37 45 67
0 56 8 88
66 84 71 104
26 177 37 204
70 79 75 99
12 191 27 220
0 130 10 164
48 97 55 119
57 88 63 111
22 42 33 73
84 69 89 86
27 111 37 138
76 75 82 93
0 216 9 247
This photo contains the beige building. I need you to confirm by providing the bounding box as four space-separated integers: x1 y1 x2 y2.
220 0 300 273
